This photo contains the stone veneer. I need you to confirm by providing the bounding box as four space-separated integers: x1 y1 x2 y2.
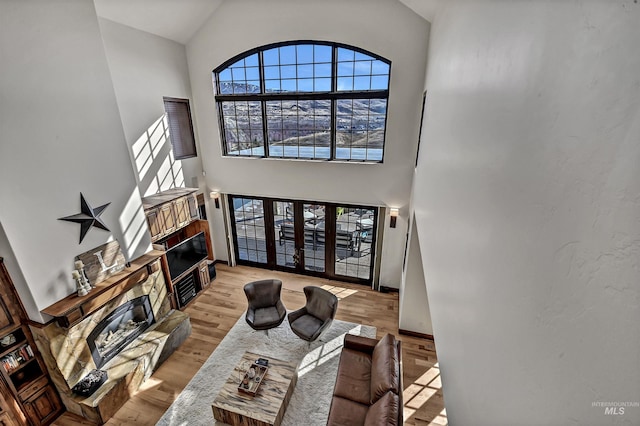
31 268 191 424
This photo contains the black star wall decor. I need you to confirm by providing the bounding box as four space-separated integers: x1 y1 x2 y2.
58 193 111 244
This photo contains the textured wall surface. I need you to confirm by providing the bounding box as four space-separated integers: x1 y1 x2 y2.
414 1 640 424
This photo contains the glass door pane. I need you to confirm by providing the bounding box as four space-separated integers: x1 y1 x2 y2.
232 197 267 264
303 203 325 272
274 201 296 269
334 206 376 280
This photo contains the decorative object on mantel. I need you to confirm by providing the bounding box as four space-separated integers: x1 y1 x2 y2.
58 193 111 243
71 369 108 397
75 260 94 289
75 241 127 286
72 270 90 296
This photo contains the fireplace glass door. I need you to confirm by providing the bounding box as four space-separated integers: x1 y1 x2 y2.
87 295 155 368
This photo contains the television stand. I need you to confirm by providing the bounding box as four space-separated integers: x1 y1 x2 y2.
174 272 199 309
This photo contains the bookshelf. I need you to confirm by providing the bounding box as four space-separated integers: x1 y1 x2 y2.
0 259 63 426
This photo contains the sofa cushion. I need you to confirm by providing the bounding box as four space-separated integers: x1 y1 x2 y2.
326 396 369 426
364 391 399 426
370 334 400 403
333 348 372 405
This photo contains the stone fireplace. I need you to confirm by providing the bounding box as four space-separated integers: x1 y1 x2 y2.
87 295 155 369
31 254 191 424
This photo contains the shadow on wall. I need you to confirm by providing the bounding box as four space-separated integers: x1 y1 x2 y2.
132 114 185 197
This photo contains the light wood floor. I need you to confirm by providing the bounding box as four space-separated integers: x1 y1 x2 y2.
53 264 447 425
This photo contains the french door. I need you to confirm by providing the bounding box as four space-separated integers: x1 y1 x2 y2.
229 195 377 285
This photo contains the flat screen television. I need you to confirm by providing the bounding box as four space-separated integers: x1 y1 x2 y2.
166 232 208 280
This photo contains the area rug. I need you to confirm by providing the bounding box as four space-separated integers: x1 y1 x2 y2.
156 314 376 425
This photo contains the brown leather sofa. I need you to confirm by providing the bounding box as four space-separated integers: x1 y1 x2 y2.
327 333 402 426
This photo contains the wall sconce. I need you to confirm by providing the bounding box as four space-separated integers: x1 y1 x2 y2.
210 191 220 209
389 208 399 228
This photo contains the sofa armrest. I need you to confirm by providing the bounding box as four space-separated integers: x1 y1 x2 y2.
343 334 378 354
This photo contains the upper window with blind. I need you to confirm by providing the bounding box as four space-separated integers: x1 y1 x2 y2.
163 97 197 160
212 41 391 162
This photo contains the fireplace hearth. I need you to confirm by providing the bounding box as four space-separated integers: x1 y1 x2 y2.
33 253 192 424
87 295 155 369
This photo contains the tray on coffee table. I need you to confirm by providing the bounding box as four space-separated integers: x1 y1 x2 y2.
238 363 268 396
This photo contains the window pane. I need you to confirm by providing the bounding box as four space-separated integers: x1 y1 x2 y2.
220 101 264 155
265 79 281 92
371 75 389 90
354 76 371 91
266 99 332 159
263 48 279 66
280 65 296 79
297 64 313 78
245 53 259 67
314 63 331 78
298 79 313 92
337 77 353 91
281 79 296 92
372 60 390 75
354 61 372 76
337 48 354 62
355 51 373 61
218 69 232 82
264 66 279 79
296 45 314 63
315 78 331 91
335 99 386 161
231 68 245 81
337 62 354 77
314 45 332 62
279 45 296 64
246 67 260 80
334 206 376 279
232 197 267 264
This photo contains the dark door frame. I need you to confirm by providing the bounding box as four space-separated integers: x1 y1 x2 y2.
228 194 377 285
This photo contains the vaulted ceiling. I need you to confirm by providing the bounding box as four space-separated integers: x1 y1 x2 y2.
93 0 437 44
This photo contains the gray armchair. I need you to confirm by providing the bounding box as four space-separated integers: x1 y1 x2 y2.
288 286 338 343
244 279 287 333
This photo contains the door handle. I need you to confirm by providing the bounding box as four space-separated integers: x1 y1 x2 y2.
293 248 303 266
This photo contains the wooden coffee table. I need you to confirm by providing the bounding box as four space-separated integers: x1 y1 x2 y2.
212 352 298 426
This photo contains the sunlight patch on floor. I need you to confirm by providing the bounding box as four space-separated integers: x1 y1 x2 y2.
403 365 448 425
320 285 358 300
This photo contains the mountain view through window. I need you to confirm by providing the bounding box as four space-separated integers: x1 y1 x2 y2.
213 42 390 161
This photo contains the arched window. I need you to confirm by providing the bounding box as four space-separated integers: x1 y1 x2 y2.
213 41 391 162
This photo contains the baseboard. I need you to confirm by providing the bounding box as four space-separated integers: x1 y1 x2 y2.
399 329 434 340
213 259 229 265
379 285 399 293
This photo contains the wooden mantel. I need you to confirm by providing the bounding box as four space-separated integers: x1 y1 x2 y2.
41 250 165 328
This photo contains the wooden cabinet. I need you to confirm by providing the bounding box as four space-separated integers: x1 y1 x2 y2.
188 195 200 221
173 197 190 228
0 412 19 426
0 259 63 426
198 260 210 288
146 208 164 241
159 204 177 236
142 188 200 243
22 386 60 426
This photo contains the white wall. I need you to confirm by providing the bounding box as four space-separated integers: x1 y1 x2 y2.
399 214 433 335
186 0 430 285
98 18 203 197
0 0 150 322
415 1 640 424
